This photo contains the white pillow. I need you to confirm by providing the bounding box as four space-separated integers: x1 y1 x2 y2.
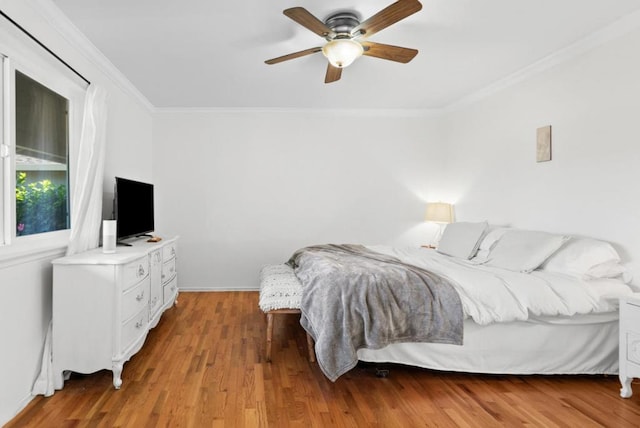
470 249 491 264
471 227 509 264
584 261 632 283
486 230 570 273
436 221 488 260
540 238 626 280
479 227 509 251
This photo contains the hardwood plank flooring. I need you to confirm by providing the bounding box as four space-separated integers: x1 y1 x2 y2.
7 292 640 427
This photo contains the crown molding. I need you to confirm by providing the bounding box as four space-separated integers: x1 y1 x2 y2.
153 106 441 118
32 0 154 113
444 9 640 113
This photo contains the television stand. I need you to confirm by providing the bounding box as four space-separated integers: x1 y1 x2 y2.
52 237 179 390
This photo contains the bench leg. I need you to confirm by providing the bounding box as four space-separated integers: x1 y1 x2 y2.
264 309 315 363
266 312 274 362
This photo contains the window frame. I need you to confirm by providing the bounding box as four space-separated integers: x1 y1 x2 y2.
0 22 86 263
1 55 7 246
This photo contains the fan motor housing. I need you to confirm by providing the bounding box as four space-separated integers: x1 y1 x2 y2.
324 11 360 36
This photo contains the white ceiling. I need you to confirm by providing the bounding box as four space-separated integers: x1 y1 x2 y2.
51 0 640 110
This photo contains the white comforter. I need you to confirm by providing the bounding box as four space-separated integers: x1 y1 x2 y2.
367 245 634 325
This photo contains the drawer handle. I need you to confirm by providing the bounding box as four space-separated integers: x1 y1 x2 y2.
171 248 176 256
137 265 145 277
135 319 144 329
136 291 145 302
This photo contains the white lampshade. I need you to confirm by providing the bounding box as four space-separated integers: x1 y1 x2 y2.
425 202 454 224
322 39 364 68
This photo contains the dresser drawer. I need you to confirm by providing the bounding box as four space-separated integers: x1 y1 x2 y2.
121 308 148 351
123 256 149 291
628 332 640 365
163 275 178 305
162 258 177 284
163 241 177 261
122 276 150 322
622 302 640 333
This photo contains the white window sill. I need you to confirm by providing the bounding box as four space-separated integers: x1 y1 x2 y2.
0 232 69 269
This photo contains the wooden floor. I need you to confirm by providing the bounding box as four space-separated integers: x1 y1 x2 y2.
7 292 640 427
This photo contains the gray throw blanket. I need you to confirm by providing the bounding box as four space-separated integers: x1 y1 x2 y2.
288 244 463 382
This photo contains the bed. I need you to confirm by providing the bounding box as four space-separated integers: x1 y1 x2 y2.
287 223 636 381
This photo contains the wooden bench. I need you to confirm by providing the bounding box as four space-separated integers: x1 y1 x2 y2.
259 264 315 363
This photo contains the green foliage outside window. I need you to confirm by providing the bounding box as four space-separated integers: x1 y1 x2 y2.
15 172 68 236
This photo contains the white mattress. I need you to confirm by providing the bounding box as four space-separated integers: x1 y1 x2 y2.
356 245 633 375
357 312 620 374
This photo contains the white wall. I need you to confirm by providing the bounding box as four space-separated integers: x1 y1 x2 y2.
153 110 445 289
153 24 640 293
0 1 153 425
0 256 55 426
101 88 154 218
441 26 640 285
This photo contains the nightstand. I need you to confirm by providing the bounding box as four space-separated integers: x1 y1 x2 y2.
619 294 640 398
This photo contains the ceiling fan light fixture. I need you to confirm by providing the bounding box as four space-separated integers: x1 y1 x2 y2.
266 1 423 83
322 38 363 68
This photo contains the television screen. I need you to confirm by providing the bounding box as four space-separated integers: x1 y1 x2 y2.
114 177 154 240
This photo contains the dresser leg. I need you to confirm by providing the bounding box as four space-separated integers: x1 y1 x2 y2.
620 375 633 398
112 362 123 390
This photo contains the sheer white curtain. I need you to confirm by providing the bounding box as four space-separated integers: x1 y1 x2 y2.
66 84 109 256
32 84 108 396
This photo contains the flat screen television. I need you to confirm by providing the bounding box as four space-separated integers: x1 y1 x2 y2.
114 177 154 241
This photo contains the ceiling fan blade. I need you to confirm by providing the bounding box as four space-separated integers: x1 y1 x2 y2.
265 47 323 65
284 7 336 39
325 63 342 83
352 0 422 39
361 41 418 63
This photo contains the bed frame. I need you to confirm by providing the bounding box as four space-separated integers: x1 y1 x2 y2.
260 263 621 377
358 314 620 375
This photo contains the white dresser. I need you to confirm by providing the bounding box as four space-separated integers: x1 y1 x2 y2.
619 293 640 398
52 237 178 390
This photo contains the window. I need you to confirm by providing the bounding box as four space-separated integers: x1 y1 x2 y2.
0 22 85 255
15 71 70 237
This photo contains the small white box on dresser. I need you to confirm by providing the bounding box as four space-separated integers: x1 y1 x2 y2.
52 237 178 390
619 293 640 398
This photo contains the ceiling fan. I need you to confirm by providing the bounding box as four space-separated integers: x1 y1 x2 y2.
265 0 423 83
